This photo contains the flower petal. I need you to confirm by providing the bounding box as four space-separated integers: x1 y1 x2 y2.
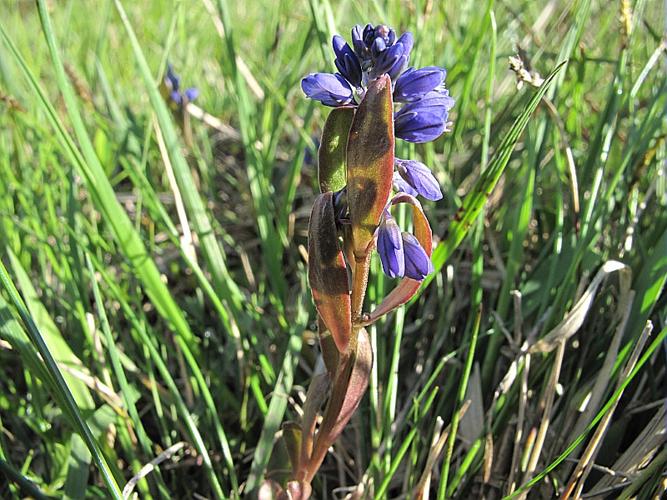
371 39 406 80
170 90 182 105
396 32 414 60
402 232 433 280
394 90 455 142
351 25 366 56
371 37 386 57
395 158 443 201
333 35 362 87
377 214 405 278
386 32 413 80
392 171 418 197
301 73 355 107
395 110 447 143
394 66 446 102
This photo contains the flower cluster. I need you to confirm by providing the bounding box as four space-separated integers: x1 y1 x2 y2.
302 24 454 144
302 23 454 282
163 64 199 107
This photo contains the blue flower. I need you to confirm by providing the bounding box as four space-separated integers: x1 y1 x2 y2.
394 66 446 102
394 89 454 143
392 171 418 197
301 23 453 145
402 232 433 280
302 24 417 107
333 35 362 87
376 211 433 280
394 159 443 201
301 73 355 107
377 213 404 278
164 64 198 107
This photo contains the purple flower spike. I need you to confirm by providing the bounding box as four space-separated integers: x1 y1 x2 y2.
301 73 355 107
392 171 418 197
164 64 198 106
301 22 453 142
394 66 446 102
377 214 405 278
395 158 443 201
395 90 455 143
333 35 362 87
402 232 433 280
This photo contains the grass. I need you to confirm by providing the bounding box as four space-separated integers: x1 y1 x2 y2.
0 0 665 498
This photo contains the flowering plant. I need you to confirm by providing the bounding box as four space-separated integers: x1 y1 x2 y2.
266 23 453 498
162 63 199 108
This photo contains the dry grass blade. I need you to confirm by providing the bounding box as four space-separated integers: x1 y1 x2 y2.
518 339 566 500
200 0 264 100
529 260 627 354
122 442 186 499
506 353 531 496
569 321 661 499
153 119 197 264
413 400 471 498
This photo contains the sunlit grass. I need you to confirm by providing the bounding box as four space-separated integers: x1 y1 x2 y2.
0 0 665 498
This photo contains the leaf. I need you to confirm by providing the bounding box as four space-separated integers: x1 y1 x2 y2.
318 317 340 379
326 327 372 443
298 372 330 469
281 422 303 473
303 328 373 483
319 107 355 193
7 249 95 410
363 194 433 324
347 74 395 257
308 193 352 353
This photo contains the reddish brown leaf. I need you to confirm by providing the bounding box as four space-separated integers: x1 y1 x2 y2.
318 317 340 379
347 75 395 258
326 327 372 443
308 193 352 353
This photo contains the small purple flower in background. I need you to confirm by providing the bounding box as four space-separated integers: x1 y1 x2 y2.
377 209 433 281
164 64 199 107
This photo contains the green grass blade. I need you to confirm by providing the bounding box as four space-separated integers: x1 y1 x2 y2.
244 298 307 493
424 60 566 289
0 259 123 499
111 0 247 324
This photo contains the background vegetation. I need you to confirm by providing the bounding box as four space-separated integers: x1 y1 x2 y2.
0 0 665 498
